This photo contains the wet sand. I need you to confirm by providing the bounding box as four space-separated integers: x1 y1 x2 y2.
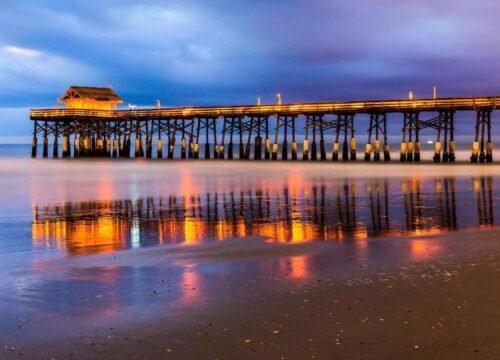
4 228 500 359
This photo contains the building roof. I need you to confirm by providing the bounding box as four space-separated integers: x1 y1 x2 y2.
59 86 123 103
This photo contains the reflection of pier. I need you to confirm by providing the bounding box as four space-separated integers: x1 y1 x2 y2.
473 177 494 227
401 178 457 233
32 177 496 255
30 87 498 163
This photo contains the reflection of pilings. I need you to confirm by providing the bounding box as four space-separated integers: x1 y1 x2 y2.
32 176 493 254
473 177 494 226
367 180 390 236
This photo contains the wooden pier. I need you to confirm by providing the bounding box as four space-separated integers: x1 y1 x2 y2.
30 87 499 163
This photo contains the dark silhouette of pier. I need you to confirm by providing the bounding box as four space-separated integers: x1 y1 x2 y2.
30 89 499 162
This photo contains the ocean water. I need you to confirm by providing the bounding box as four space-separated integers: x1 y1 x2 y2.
1 144 500 351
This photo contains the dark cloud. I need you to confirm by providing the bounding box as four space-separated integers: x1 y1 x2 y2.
1 0 500 125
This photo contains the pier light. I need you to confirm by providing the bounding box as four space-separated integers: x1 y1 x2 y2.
157 99 161 109
276 93 282 106
408 91 414 101
433 86 437 100
257 97 261 106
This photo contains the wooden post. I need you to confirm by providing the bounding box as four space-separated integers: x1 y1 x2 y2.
205 119 210 159
62 133 70 158
31 121 37 158
254 117 262 160
449 113 455 162
413 114 419 162
471 112 480 163
281 116 288 160
333 115 340 161
52 123 59 158
442 112 449 162
406 114 413 162
374 116 380 162
189 120 195 159
365 114 373 161
239 117 245 159
220 117 227 160
342 116 349 161
383 114 391 162
157 120 163 159
264 117 271 160
311 119 317 161
479 112 486 163
291 117 297 160
434 113 442 163
486 111 493 163
400 114 407 162
245 117 253 159
43 121 49 158
319 116 326 160
212 118 218 159
303 116 309 161
195 118 201 159
272 116 279 160
350 115 356 161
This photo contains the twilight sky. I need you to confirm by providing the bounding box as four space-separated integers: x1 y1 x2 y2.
1 0 500 139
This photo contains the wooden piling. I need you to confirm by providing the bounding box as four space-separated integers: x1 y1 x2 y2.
319 117 326 160
264 117 271 160
43 122 49 158
220 118 227 160
281 117 288 160
239 118 245 159
52 130 59 158
487 112 493 163
471 112 480 163
333 115 340 161
254 118 262 160
272 116 279 160
31 135 37 158
205 119 210 159
365 115 373 161
311 121 317 161
303 117 309 161
291 117 297 160
400 114 407 162
62 134 70 158
228 118 234 160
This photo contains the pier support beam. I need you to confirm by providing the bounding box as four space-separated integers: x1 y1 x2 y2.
43 122 49 158
62 134 71 158
31 121 38 158
471 110 492 163
303 118 309 161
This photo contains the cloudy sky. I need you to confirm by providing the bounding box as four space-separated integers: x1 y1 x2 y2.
1 0 500 139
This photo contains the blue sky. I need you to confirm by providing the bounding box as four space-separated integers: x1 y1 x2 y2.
1 0 500 140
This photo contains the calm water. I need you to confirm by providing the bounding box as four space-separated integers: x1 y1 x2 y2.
0 145 499 350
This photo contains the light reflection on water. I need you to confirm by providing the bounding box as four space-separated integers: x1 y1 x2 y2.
31 176 495 256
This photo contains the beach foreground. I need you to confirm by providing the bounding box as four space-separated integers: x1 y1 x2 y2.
3 228 500 359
